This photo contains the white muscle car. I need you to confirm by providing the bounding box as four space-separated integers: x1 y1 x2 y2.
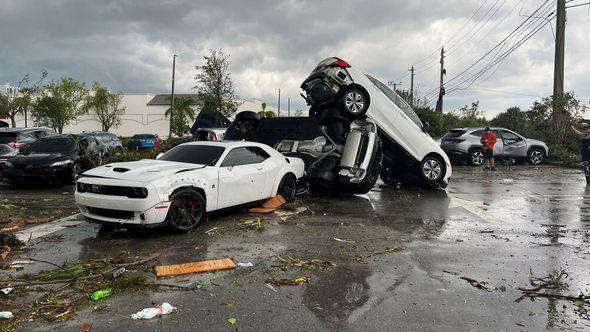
74 141 305 232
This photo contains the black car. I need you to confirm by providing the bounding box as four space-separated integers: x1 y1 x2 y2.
2 134 108 185
0 127 56 150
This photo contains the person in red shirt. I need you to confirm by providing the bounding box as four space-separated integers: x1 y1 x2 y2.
480 127 497 171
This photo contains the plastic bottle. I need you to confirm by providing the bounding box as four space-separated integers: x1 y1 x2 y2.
91 288 112 301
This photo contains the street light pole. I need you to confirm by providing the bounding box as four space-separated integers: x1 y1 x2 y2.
169 54 177 139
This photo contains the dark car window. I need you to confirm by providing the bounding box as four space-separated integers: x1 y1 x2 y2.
221 147 270 167
366 75 423 129
500 130 522 141
0 132 18 144
86 137 99 148
31 131 46 139
159 145 225 166
470 130 484 136
444 130 466 138
28 137 77 153
133 134 154 140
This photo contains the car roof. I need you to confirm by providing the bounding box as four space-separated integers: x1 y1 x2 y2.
0 127 52 133
180 140 269 149
451 127 510 132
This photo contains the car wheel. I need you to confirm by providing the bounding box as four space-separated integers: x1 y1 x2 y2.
341 87 369 117
166 188 206 233
379 161 397 186
528 148 545 165
420 156 445 183
233 111 261 134
277 173 297 203
469 148 484 166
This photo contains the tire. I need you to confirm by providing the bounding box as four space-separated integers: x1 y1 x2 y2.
277 173 297 202
528 148 545 165
469 148 484 166
379 160 398 186
420 156 445 183
166 188 206 233
340 87 369 117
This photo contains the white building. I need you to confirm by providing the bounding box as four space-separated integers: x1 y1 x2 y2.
10 94 279 138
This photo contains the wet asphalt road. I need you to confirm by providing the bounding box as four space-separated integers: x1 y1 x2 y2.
4 165 590 331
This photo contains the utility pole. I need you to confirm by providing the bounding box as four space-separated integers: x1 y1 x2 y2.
409 66 415 107
553 0 566 104
436 46 446 113
288 97 290 117
168 54 177 138
277 89 281 117
387 81 402 92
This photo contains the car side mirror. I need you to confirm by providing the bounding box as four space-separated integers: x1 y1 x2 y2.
156 152 164 159
422 122 430 133
227 165 234 171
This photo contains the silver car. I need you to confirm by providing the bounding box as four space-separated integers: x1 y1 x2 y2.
440 127 549 166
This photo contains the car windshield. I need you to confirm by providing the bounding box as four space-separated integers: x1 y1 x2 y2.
444 130 466 138
159 145 225 166
28 137 77 154
0 132 18 144
133 134 154 140
365 75 423 129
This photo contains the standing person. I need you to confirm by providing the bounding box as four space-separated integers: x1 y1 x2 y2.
571 123 590 184
480 127 497 171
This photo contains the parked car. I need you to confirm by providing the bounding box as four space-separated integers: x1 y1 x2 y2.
0 127 56 150
84 131 123 151
440 127 549 166
75 141 305 232
127 134 162 150
0 144 18 178
2 134 108 185
194 128 227 141
227 57 451 191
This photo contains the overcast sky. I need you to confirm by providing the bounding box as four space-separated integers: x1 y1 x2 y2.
1 0 589 118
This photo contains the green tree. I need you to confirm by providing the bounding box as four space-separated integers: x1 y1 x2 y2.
33 77 88 133
490 107 528 134
0 71 47 127
85 83 126 132
194 49 241 122
165 96 196 137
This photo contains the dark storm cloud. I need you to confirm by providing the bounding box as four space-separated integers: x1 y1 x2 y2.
0 0 588 116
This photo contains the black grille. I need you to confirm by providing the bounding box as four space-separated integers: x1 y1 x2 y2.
77 183 148 198
87 207 134 220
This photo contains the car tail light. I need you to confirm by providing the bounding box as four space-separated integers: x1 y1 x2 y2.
8 141 26 149
329 58 351 68
210 132 217 141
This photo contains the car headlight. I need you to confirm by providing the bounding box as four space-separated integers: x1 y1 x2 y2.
50 159 74 167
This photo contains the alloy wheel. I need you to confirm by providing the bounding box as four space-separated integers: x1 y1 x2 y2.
422 158 442 181
169 194 203 230
471 151 484 166
529 150 544 165
278 174 297 202
344 91 365 114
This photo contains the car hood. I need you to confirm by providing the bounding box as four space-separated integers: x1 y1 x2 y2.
8 153 75 166
82 159 207 182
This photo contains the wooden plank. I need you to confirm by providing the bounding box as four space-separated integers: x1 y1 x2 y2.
155 258 236 277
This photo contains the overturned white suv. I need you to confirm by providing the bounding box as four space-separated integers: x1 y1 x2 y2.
226 57 452 192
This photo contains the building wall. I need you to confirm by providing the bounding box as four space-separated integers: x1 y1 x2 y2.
11 94 280 138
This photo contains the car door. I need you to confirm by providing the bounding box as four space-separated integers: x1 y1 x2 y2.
491 130 504 156
500 129 527 158
217 147 268 208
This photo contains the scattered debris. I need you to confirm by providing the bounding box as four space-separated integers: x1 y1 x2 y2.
442 270 460 276
0 311 13 319
237 262 254 268
480 229 494 234
110 267 126 279
224 299 237 308
1 287 13 295
265 284 278 292
194 283 204 290
275 207 308 220
501 178 514 184
276 256 336 270
130 303 176 320
227 317 237 325
155 258 237 277
266 275 310 286
91 288 112 301
249 195 285 213
516 269 569 294
333 237 356 244
80 322 92 332
204 218 267 235
460 276 494 291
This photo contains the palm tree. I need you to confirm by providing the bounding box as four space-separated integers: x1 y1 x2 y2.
165 96 196 120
